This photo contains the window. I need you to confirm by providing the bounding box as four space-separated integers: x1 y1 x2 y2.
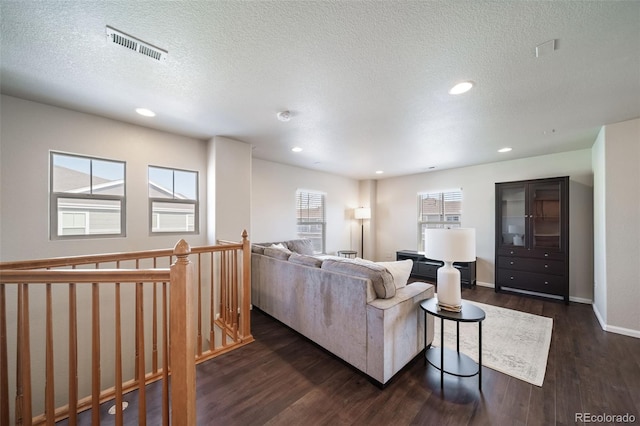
149 166 198 234
50 152 126 239
296 190 326 253
418 190 462 250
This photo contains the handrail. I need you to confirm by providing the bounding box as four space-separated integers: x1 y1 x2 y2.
0 244 243 271
0 269 170 284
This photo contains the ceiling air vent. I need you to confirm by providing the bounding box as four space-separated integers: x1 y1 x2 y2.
106 26 167 62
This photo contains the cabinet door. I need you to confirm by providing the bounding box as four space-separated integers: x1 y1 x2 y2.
496 183 527 252
529 180 563 252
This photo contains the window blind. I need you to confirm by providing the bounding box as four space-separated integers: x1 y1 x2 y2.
296 191 325 223
418 189 462 250
418 191 462 223
296 190 326 253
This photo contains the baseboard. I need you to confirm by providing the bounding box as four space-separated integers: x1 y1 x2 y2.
605 325 640 339
476 281 494 288
569 296 593 304
592 303 607 330
592 304 640 339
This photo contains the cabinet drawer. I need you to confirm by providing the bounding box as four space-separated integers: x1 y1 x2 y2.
528 249 565 261
497 247 529 257
497 247 564 261
497 269 566 295
497 257 564 275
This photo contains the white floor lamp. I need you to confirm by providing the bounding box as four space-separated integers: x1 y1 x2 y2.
354 207 371 258
424 228 476 312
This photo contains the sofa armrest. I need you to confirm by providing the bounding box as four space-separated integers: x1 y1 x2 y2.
366 281 435 384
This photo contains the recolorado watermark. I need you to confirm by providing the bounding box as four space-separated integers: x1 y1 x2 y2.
575 412 636 423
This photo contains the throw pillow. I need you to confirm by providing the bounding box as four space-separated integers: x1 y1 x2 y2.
376 259 413 289
285 239 315 255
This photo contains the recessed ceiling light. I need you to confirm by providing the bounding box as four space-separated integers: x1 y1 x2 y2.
375 170 384 174
135 108 156 117
291 147 303 152
449 81 474 95
498 147 512 153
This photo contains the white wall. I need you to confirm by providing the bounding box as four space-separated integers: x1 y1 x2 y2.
376 149 594 302
596 118 640 336
359 179 377 259
0 95 209 261
207 136 252 244
251 159 360 253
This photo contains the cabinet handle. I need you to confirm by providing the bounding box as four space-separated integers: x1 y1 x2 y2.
510 250 514 255
510 261 514 265
510 276 514 280
544 253 549 257
544 281 549 285
544 264 548 268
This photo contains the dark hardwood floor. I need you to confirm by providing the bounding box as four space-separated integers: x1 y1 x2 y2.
62 285 640 425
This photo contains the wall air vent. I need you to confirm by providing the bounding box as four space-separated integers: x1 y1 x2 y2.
106 26 167 62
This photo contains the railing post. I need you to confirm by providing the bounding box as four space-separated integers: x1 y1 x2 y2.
240 230 252 340
170 240 196 426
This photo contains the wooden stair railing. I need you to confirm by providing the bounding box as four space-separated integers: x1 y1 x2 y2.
0 231 253 425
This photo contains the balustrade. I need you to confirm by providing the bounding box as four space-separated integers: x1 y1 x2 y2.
0 231 252 425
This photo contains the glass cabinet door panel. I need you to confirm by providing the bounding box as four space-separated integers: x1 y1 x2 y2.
498 184 526 248
530 181 561 250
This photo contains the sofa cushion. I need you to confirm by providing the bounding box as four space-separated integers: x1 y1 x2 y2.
251 244 267 254
285 239 316 255
264 246 292 260
288 253 323 268
321 258 396 299
376 259 413 289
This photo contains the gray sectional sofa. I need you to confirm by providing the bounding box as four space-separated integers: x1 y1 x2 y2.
251 239 435 385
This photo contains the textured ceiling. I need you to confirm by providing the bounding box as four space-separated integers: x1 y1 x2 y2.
1 1 639 179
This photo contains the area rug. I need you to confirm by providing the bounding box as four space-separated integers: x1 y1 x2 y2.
432 300 553 386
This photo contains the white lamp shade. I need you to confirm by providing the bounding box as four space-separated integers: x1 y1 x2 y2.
424 228 476 262
354 207 371 220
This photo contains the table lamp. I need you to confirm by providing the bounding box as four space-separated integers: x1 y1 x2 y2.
424 228 476 312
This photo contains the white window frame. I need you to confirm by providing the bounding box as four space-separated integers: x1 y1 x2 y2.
50 152 126 240
418 189 462 251
148 165 199 235
295 189 326 254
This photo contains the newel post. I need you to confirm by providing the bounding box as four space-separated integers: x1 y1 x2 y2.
240 230 252 339
170 239 196 426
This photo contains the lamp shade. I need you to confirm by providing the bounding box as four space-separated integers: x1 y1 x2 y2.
424 228 476 262
354 207 371 220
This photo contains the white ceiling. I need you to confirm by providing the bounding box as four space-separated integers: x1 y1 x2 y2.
1 1 639 179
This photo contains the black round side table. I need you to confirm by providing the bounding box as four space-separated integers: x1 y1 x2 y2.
337 250 357 258
420 298 485 390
